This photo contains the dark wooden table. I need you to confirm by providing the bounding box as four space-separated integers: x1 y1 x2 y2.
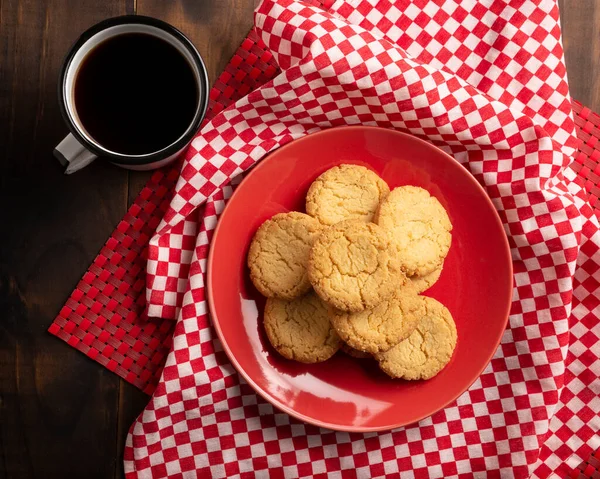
0 1 597 477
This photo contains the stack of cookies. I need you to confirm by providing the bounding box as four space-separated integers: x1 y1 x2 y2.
247 164 457 380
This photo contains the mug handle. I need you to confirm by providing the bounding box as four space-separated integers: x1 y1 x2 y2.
53 133 97 174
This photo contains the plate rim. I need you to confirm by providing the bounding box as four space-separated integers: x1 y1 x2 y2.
206 125 513 432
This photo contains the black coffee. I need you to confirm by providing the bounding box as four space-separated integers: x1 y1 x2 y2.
74 33 198 155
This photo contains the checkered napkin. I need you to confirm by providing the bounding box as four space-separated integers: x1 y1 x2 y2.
126 0 600 477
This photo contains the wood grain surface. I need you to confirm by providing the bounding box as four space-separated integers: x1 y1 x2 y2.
0 1 597 477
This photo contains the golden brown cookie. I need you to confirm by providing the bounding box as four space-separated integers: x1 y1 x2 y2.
264 292 342 363
329 290 423 354
306 164 390 226
248 212 322 299
308 220 407 312
375 186 452 276
340 342 372 359
375 297 457 380
409 264 443 294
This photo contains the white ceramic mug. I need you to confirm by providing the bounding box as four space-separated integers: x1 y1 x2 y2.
54 16 209 174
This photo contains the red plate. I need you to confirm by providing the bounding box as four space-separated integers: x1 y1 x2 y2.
207 127 512 432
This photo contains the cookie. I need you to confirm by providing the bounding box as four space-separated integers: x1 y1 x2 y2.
329 290 424 354
264 292 342 363
306 164 390 226
340 342 372 359
248 212 322 299
375 186 452 276
375 297 457 380
308 220 407 312
409 264 443 294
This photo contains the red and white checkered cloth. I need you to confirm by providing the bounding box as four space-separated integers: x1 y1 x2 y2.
126 0 600 477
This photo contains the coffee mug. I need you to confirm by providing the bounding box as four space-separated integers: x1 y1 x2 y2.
54 16 209 174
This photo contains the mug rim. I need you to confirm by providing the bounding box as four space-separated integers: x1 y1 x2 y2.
57 15 209 165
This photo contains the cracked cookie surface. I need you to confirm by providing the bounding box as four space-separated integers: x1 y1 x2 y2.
264 292 342 363
306 164 390 226
375 186 452 276
409 264 443 294
248 212 322 299
329 290 424 354
308 220 406 312
375 296 457 380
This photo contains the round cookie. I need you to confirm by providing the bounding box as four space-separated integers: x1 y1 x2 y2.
248 212 322 299
375 186 452 276
306 164 390 226
329 290 424 354
375 297 457 380
409 264 443 294
308 220 407 312
264 292 342 363
340 343 372 359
